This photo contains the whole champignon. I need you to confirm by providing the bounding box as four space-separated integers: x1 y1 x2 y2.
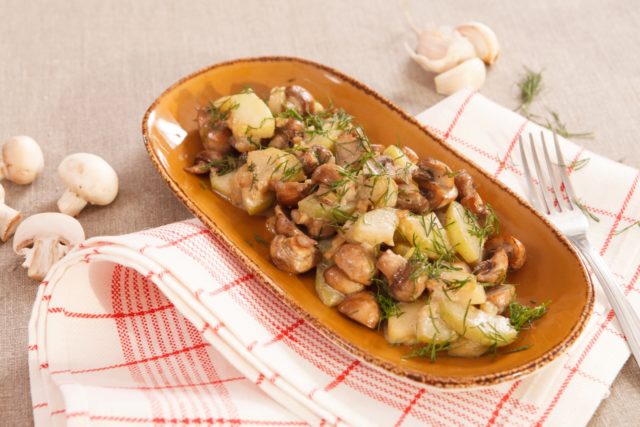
56 153 119 216
485 284 516 314
333 243 376 285
337 291 380 329
376 249 427 302
13 213 85 281
196 108 233 154
270 234 319 274
473 248 508 284
311 163 342 186
0 136 44 185
184 150 224 175
299 145 335 176
291 209 335 239
396 183 430 214
412 158 458 209
267 85 318 115
274 181 313 207
484 235 526 270
0 183 21 241
324 265 365 294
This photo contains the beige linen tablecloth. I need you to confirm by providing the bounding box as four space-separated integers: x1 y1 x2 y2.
1 1 639 425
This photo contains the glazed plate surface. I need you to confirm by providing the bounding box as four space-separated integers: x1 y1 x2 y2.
142 57 593 388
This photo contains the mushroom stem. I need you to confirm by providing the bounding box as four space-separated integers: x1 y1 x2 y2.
57 189 88 217
20 236 69 281
0 204 21 242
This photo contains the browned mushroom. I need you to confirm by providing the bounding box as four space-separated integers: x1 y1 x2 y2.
412 158 458 209
473 248 508 284
376 250 426 301
337 291 380 329
270 233 320 274
311 163 342 186
184 150 224 175
401 146 419 164
268 132 289 149
291 209 335 238
454 170 487 218
285 85 317 115
324 265 365 294
196 108 233 154
484 236 527 270
268 205 301 237
335 133 367 167
395 183 430 214
485 284 516 314
300 145 335 176
275 181 313 207
333 243 376 285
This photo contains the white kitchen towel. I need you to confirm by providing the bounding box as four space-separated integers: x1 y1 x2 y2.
29 89 640 426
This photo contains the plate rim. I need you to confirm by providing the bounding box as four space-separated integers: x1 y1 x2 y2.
141 55 594 388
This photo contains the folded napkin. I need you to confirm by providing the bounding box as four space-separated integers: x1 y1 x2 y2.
29 89 640 427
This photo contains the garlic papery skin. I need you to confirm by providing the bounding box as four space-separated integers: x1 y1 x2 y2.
405 26 476 74
456 22 500 65
434 58 487 95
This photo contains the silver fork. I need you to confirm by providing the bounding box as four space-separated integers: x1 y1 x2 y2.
519 131 640 363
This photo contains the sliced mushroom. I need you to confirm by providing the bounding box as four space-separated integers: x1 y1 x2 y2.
268 205 300 237
324 265 365 294
401 146 419 164
0 135 44 185
275 180 313 207
269 233 319 274
473 248 508 284
333 243 376 285
485 284 516 314
484 235 526 270
0 183 21 242
412 158 458 209
184 150 224 175
291 209 335 239
299 145 335 176
396 182 430 214
284 85 317 115
57 153 119 216
376 250 426 302
196 107 233 154
13 213 85 281
454 170 487 218
337 291 380 329
334 133 367 167
311 163 342 186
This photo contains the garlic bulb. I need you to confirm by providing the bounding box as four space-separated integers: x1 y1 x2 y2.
456 22 500 65
434 58 486 95
405 26 476 74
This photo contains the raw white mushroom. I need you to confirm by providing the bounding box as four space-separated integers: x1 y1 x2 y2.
405 26 476 74
456 22 501 65
13 212 85 281
57 153 119 216
0 183 21 242
434 58 487 95
0 136 44 184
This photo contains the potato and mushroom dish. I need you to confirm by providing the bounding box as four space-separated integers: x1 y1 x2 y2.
186 85 548 359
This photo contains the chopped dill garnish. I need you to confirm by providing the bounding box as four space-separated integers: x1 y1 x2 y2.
508 301 549 331
614 220 640 236
574 199 600 223
405 339 451 362
254 235 268 246
461 299 471 337
247 162 257 190
464 204 500 242
374 277 403 324
499 345 531 355
327 207 356 227
209 155 243 176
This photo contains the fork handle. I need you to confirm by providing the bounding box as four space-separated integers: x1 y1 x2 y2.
574 238 640 364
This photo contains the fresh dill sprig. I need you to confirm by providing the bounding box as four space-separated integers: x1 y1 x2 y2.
569 157 590 171
508 301 549 331
374 277 404 324
614 220 640 236
517 67 543 114
254 235 268 246
573 199 601 223
209 155 243 176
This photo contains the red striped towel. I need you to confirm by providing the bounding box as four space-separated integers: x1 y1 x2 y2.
29 89 640 426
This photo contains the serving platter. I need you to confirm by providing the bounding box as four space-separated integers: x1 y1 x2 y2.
142 56 593 387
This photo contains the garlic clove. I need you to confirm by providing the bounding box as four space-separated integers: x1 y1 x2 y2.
434 58 487 96
405 26 476 74
456 22 500 65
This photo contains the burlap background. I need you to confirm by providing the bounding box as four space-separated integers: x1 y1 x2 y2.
1 1 638 425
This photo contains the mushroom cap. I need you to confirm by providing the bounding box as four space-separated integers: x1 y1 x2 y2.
1 135 45 184
58 153 119 205
13 212 85 253
0 182 5 203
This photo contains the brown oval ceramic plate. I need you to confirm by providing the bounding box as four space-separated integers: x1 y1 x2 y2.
142 57 593 388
